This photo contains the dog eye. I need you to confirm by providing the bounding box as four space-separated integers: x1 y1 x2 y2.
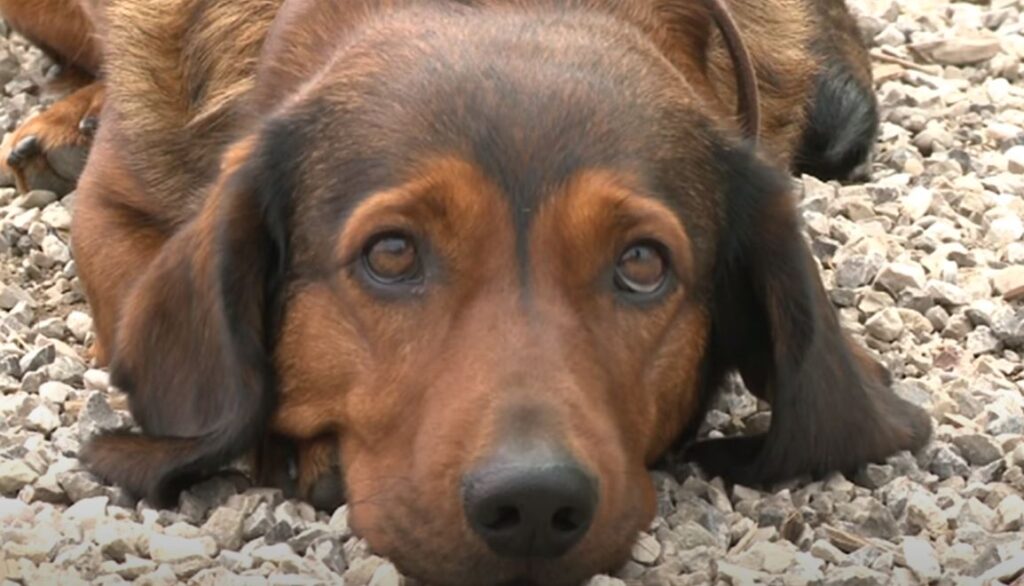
614 242 668 295
363 232 421 284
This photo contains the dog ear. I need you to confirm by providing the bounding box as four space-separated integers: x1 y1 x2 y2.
687 142 931 485
81 131 294 506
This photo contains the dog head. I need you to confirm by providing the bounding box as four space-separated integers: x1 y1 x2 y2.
84 2 930 584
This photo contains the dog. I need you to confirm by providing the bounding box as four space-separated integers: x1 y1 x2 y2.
0 0 931 583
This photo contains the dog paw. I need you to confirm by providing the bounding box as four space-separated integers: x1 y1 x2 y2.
0 81 104 195
0 119 91 195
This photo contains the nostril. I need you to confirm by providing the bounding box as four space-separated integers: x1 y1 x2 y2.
551 506 581 533
482 505 521 532
463 457 598 558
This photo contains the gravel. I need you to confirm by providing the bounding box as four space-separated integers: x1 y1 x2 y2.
1 1 1024 584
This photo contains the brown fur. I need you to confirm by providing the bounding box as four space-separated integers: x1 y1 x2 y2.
1 1 930 584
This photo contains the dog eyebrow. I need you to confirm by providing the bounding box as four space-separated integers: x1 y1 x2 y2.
703 0 760 143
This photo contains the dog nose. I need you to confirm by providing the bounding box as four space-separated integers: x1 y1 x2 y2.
462 455 598 558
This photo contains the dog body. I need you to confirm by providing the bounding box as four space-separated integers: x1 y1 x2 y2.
1 1 929 583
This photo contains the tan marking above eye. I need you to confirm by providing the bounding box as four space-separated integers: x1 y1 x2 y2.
615 242 668 295
364 233 420 283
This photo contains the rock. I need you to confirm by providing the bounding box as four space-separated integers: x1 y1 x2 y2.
952 434 1002 466
1008 145 1024 174
927 280 970 306
996 494 1024 531
902 186 933 221
993 266 1024 296
958 498 997 532
200 507 245 551
989 215 1024 246
0 496 33 524
901 537 941 582
287 526 327 555
875 262 927 294
14 189 57 209
40 203 71 230
147 534 216 563
836 254 885 288
215 550 253 573
856 464 895 489
251 543 305 572
109 555 157 580
368 562 403 586
911 34 1002 66
58 469 106 502
78 391 124 442
0 459 40 494
344 556 386 586
136 564 178 586
810 540 847 565
865 308 904 342
26 404 61 433
716 561 769 585
94 520 145 562
966 326 1002 356
63 496 109 528
977 554 1024 583
41 234 69 264
631 533 661 565
65 311 93 342
308 537 347 574
587 577 627 586
0 282 34 310
19 345 55 374
928 444 970 480
38 381 72 404
906 490 947 534
822 566 888 586
4 526 62 564
328 505 352 538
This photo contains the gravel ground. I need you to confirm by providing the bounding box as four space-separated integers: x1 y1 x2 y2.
2 1 1024 584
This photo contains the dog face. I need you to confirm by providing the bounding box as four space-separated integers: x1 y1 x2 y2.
261 13 722 581
83 4 930 585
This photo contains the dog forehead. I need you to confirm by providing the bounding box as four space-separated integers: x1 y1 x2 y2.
266 8 729 276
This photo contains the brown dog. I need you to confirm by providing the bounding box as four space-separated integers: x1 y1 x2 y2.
0 0 930 583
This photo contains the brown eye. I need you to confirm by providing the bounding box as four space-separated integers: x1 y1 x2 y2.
615 242 668 295
363 233 421 284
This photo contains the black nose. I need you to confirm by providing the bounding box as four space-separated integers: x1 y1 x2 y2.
462 456 598 558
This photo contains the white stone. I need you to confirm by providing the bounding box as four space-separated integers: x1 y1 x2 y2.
990 215 1024 246
65 311 93 343
902 536 941 582
993 266 1024 296
1007 145 1024 174
902 187 933 221
0 459 40 494
26 404 61 433
38 381 72 404
866 308 905 342
997 494 1024 531
630 532 661 565
875 262 927 294
62 496 108 530
147 533 217 563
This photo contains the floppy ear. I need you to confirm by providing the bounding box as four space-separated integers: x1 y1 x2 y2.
80 134 293 506
687 143 931 485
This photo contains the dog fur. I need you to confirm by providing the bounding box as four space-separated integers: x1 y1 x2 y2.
1 1 930 583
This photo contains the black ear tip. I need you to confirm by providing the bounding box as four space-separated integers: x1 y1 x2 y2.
80 431 192 509
902 401 934 452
